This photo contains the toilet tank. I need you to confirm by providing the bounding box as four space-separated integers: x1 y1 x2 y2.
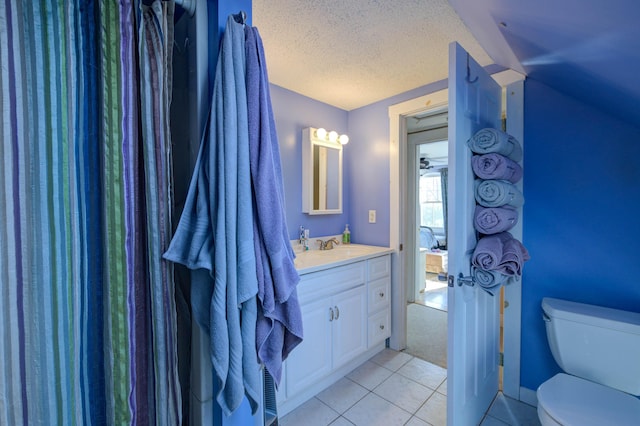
542 297 640 396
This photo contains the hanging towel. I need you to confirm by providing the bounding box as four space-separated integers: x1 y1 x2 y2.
471 153 523 183
245 25 303 387
474 205 518 235
467 128 522 162
474 179 524 208
163 14 260 417
471 266 510 296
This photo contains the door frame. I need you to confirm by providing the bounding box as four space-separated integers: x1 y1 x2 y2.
388 69 524 400
406 115 449 306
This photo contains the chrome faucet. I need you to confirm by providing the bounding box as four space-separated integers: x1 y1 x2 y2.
317 238 340 250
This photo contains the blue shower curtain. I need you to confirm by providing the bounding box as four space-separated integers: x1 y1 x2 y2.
0 1 181 424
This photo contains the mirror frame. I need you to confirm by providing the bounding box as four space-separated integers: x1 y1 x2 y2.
302 127 343 215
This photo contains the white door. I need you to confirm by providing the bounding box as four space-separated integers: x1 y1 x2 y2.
447 42 502 425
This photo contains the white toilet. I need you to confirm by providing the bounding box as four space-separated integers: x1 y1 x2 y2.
536 297 640 425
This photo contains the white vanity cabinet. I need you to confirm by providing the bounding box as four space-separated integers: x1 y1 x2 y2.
285 261 367 397
277 251 392 417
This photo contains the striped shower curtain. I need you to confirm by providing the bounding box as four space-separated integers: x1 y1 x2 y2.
0 1 181 424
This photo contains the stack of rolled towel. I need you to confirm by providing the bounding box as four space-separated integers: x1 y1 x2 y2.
471 232 530 295
467 128 530 294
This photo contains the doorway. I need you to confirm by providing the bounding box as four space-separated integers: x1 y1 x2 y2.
404 111 449 368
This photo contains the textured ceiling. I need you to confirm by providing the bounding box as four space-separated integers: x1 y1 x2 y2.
252 0 493 111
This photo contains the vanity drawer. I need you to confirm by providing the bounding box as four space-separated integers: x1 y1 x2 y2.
297 261 366 304
368 277 390 314
368 309 390 348
368 255 390 281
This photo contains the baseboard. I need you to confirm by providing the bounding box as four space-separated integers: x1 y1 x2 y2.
519 386 538 407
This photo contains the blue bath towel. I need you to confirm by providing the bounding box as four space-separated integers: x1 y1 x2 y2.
474 205 519 235
474 179 524 208
471 232 530 277
472 232 513 270
164 14 260 416
498 236 530 276
471 266 510 296
467 128 522 162
471 153 523 183
245 25 303 387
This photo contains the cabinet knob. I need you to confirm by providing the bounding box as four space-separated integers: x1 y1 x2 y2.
329 307 334 321
379 292 384 298
334 306 340 320
379 324 385 330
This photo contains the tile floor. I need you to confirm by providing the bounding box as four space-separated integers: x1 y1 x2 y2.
279 349 540 426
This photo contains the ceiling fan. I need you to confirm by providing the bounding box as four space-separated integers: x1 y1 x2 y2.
420 157 433 175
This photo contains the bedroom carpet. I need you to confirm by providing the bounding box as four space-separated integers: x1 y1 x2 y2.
406 302 447 368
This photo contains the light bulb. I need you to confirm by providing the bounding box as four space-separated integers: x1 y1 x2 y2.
339 134 349 145
315 128 327 140
328 131 338 143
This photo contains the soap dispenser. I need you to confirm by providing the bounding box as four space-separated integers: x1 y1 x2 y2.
342 224 351 244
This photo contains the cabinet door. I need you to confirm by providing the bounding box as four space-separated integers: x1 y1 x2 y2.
332 286 367 368
286 298 332 396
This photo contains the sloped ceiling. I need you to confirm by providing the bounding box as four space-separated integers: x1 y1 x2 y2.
252 0 492 111
451 0 640 125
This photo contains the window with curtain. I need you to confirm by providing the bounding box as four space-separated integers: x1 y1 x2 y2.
420 172 445 234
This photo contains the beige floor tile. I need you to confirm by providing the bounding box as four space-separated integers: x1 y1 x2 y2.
329 416 355 426
414 391 447 426
436 378 447 396
373 373 434 414
279 397 339 426
343 393 412 426
369 348 413 371
397 357 447 390
405 416 431 426
316 377 369 414
345 361 393 391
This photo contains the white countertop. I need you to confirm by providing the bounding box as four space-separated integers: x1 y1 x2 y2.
293 244 394 275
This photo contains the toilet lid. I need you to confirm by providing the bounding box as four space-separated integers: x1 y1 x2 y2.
537 373 640 426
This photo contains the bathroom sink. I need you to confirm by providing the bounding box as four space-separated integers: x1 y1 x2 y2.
331 245 371 257
292 244 392 274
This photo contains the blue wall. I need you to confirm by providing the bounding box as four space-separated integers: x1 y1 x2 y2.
347 81 448 246
270 68 640 396
270 85 349 241
520 79 640 391
271 80 449 245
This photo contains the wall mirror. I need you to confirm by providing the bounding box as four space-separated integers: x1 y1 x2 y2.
302 127 343 214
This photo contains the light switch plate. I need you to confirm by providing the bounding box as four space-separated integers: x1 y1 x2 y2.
368 210 376 223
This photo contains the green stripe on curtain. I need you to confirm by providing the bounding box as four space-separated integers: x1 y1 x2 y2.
100 1 131 423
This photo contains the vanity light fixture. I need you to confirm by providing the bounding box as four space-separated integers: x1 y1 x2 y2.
315 127 327 140
314 127 349 145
